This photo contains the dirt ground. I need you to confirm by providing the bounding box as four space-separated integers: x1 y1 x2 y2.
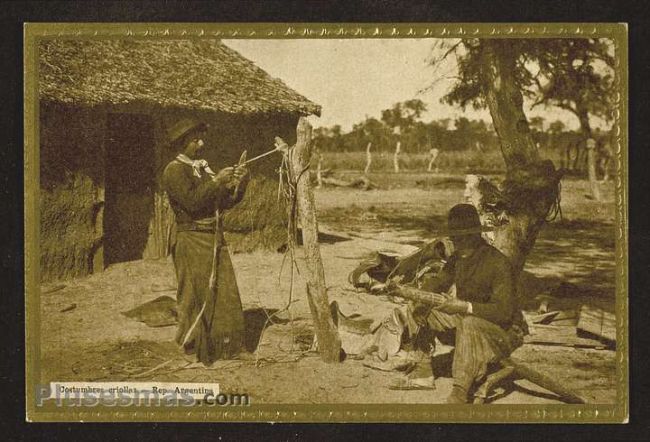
39 173 619 405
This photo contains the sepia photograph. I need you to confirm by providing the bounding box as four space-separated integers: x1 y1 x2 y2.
24 23 628 422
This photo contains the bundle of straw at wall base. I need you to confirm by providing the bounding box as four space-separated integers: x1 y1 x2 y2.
222 176 289 253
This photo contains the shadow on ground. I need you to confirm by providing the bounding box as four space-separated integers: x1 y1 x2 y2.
323 202 616 306
242 308 289 353
526 218 616 296
320 204 447 237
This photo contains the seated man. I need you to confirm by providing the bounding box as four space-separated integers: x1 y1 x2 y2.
398 204 526 403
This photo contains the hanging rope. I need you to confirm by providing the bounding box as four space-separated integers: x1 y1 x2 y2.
498 159 564 223
253 144 313 364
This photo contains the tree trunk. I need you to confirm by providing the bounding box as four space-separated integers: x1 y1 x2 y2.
483 41 539 168
481 40 560 276
290 118 342 363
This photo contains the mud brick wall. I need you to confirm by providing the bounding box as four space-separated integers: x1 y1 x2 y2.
39 105 303 281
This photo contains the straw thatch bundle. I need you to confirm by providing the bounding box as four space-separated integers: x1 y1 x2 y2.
223 176 289 252
39 39 320 116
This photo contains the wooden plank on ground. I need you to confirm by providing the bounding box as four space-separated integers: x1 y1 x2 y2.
526 310 578 325
503 357 587 404
577 304 616 342
526 324 609 349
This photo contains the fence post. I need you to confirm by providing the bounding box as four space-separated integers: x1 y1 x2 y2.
364 142 372 175
586 138 601 201
393 141 401 173
316 153 323 188
427 147 439 172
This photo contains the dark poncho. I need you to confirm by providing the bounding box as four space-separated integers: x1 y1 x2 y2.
162 159 247 365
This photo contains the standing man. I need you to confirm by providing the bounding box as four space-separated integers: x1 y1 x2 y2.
162 118 249 366
399 204 526 403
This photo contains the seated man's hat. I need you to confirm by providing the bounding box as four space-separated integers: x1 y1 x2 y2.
438 203 494 237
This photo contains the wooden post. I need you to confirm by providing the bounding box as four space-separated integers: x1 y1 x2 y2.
428 147 440 172
572 141 585 173
502 357 587 404
93 112 107 274
316 153 323 188
92 189 105 274
393 141 401 173
364 142 372 175
577 304 615 342
586 138 601 201
599 141 612 182
290 117 342 363
562 142 570 170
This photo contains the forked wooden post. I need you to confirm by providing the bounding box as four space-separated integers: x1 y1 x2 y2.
364 142 372 175
393 141 401 173
428 147 440 172
290 117 342 363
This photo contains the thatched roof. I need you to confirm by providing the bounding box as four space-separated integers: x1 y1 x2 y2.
39 39 320 116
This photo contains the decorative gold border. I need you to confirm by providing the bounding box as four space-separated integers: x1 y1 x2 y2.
24 22 629 423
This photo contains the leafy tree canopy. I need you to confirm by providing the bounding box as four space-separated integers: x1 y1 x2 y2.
436 38 615 133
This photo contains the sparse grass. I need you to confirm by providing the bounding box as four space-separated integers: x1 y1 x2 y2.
320 150 505 174
223 148 568 252
320 148 564 175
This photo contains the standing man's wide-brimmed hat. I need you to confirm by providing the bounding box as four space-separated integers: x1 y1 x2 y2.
167 118 209 146
436 203 495 237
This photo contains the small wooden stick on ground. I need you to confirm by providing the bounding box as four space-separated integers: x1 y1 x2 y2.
130 359 174 379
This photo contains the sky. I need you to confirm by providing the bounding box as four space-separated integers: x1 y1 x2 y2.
224 39 586 132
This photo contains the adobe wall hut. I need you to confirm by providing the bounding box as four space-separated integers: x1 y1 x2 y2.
39 39 320 282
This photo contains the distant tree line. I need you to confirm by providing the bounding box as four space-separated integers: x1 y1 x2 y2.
313 99 596 155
